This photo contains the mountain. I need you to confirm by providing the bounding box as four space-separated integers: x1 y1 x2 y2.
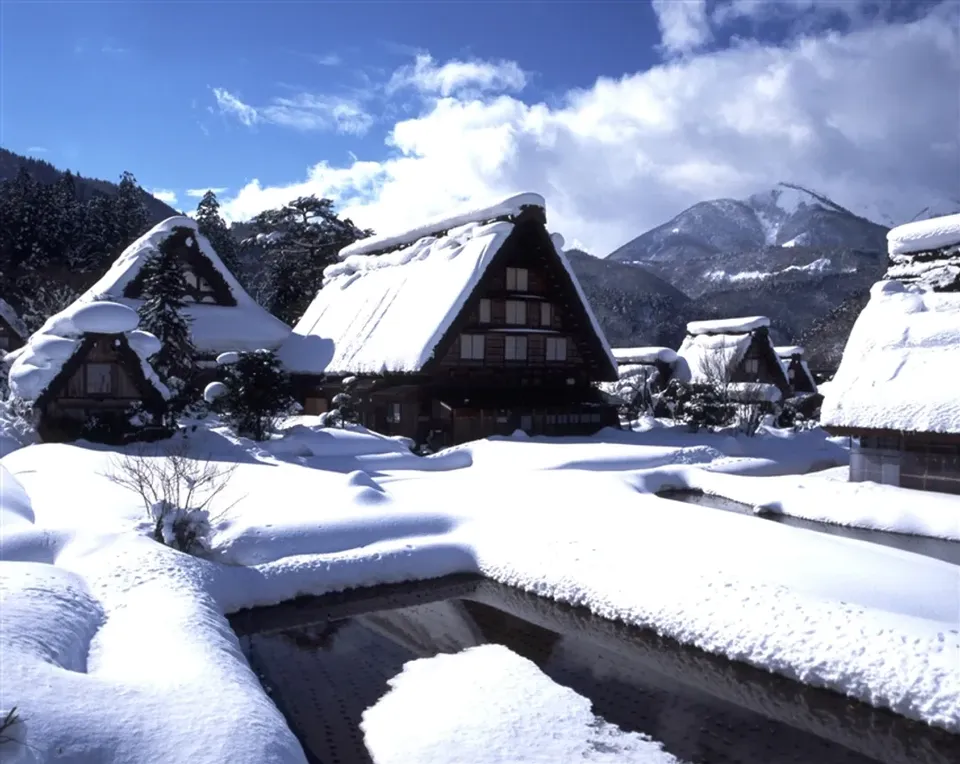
0 147 179 222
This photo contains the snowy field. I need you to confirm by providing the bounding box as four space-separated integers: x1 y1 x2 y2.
1 417 959 763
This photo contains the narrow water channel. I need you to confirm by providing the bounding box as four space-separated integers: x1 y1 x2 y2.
231 575 958 764
658 490 960 565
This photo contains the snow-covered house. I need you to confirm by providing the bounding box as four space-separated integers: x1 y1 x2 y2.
0 298 28 354
822 213 960 495
278 193 619 446
775 346 818 394
73 217 290 373
676 316 791 403
885 212 960 291
6 301 169 443
601 347 688 411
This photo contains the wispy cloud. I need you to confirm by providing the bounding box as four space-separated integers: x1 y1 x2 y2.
186 187 228 198
211 87 374 135
151 189 178 205
308 52 341 66
387 53 527 97
25 146 48 154
101 44 130 55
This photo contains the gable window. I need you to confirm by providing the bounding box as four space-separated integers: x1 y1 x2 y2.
85 363 114 395
744 358 760 375
546 337 567 361
506 267 528 291
540 303 552 328
182 268 218 304
479 298 492 324
505 300 527 325
460 334 485 360
505 335 527 360
387 402 402 424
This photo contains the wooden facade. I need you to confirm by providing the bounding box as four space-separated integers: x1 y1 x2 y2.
777 353 817 394
829 427 960 496
724 328 792 397
34 334 167 444
292 209 620 447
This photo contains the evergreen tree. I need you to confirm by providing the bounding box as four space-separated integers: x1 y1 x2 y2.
242 195 372 323
215 351 296 440
114 170 149 250
195 191 241 276
326 376 361 428
137 235 196 388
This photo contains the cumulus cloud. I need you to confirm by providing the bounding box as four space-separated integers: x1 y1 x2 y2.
151 189 178 205
186 187 229 198
212 88 373 135
387 53 527 97
219 3 960 255
652 0 713 55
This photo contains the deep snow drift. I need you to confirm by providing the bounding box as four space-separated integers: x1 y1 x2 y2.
1 420 958 763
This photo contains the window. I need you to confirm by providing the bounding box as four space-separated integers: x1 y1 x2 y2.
505 300 527 325
505 335 527 360
744 358 760 375
520 415 533 432
387 402 402 424
85 363 113 395
506 267 528 291
479 298 492 323
546 336 567 361
460 334 485 360
540 303 552 327
546 414 557 425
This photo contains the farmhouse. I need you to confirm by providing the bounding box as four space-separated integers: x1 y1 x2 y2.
72 217 290 372
775 346 818 394
822 213 960 495
6 301 169 444
0 298 27 354
278 193 620 446
676 316 791 403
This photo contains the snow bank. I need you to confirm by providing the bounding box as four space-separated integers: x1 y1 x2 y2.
821 280 960 433
612 346 679 365
887 212 960 255
339 192 545 258
687 316 770 335
727 382 782 403
360 644 681 764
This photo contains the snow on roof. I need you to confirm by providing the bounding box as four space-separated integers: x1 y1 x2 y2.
280 201 615 376
612 347 679 365
686 316 770 336
677 332 754 384
8 301 169 403
775 346 805 358
338 192 546 259
887 212 960 256
78 216 290 354
821 280 960 434
0 298 27 340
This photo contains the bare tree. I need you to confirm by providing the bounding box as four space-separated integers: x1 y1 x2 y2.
103 439 240 555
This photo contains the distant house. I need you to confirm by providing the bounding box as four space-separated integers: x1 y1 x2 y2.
602 347 687 412
775 346 818 394
822 213 960 495
676 316 791 403
278 193 620 447
72 217 290 375
6 301 169 444
0 298 28 355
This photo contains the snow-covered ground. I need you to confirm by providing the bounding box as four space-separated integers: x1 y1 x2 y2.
1 418 958 763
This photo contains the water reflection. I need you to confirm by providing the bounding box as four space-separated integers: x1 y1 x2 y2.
659 489 960 565
234 576 959 764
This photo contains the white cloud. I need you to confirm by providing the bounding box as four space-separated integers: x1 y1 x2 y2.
151 189 178 205
387 53 527 97
652 0 713 55
219 4 960 255
212 87 373 135
186 187 229 198
309 52 341 66
25 146 48 154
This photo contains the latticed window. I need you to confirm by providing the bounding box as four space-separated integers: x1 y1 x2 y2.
506 267 528 291
505 336 527 360
460 334 485 360
546 337 567 361
506 300 527 325
85 363 113 395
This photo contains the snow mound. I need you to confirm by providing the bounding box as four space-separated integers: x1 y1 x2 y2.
339 192 546 258
887 212 960 255
612 347 679 365
687 316 770 335
203 381 228 403
126 329 162 359
360 644 682 764
216 351 240 366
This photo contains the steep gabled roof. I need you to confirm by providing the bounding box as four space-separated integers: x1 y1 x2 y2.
678 315 789 390
77 217 290 354
278 193 616 377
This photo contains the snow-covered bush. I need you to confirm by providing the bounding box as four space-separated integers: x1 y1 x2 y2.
211 350 297 441
324 375 361 428
0 397 39 452
104 440 237 556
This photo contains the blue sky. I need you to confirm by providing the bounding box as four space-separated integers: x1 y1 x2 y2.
2 1 957 253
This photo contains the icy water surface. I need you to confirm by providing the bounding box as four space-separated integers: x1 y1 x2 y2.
659 489 960 565
231 575 959 764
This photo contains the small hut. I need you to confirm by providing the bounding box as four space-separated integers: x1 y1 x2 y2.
775 346 818 394
7 301 169 444
0 298 28 354
822 213 960 494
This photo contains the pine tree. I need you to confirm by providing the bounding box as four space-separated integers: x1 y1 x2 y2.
137 235 196 388
215 351 296 440
327 376 361 428
114 170 149 251
195 191 242 277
